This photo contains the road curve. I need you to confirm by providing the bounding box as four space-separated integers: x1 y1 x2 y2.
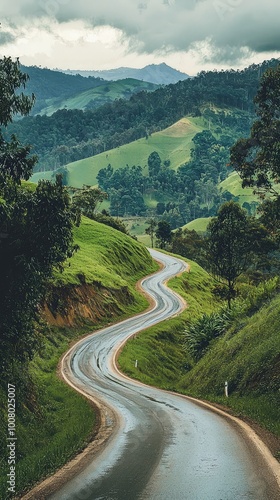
46 250 279 500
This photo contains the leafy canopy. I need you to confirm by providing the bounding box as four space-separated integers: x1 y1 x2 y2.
230 64 280 195
207 201 273 307
0 58 75 369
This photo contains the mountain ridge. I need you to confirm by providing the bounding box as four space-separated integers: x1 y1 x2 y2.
60 62 190 85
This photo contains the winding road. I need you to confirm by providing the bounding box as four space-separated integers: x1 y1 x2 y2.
43 250 280 500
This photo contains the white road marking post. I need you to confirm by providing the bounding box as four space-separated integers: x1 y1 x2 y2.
135 360 138 368
225 381 229 398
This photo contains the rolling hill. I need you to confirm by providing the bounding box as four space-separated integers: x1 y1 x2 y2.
36 78 159 116
31 116 206 187
21 65 158 115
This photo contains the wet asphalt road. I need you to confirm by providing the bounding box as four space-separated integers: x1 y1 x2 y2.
49 250 278 500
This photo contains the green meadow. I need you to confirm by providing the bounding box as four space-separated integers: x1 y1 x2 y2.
31 116 205 188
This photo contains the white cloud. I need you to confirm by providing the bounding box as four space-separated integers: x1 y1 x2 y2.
0 0 280 72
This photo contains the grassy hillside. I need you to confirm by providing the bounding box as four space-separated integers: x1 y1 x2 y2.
179 290 280 437
119 253 280 447
31 116 205 188
39 78 158 116
220 171 258 204
183 217 212 233
0 218 158 499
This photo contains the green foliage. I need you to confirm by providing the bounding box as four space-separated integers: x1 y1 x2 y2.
206 201 274 307
148 151 161 176
184 309 233 360
230 63 280 196
179 291 280 436
0 57 35 126
145 217 158 248
71 185 108 222
0 57 76 369
155 220 172 249
0 175 76 368
171 227 206 265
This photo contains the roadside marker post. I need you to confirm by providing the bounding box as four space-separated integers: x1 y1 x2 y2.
225 381 229 397
135 360 138 368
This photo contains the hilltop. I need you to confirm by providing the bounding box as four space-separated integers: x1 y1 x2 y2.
62 62 190 85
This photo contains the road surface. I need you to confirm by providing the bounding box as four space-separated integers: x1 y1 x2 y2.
47 250 279 500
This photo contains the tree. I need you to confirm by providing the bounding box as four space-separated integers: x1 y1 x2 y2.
0 57 35 126
206 201 272 307
0 59 75 369
72 185 108 221
156 220 172 249
230 64 280 197
145 218 158 248
148 151 161 177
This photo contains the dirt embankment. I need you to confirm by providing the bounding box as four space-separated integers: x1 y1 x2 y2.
43 282 135 327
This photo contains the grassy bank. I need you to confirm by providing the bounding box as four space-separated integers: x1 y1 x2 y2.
0 218 158 499
179 291 280 439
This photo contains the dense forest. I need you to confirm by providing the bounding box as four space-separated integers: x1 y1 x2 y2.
7 58 280 172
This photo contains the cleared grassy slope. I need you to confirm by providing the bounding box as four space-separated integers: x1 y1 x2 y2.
220 171 257 204
65 116 204 188
182 217 212 233
39 78 158 115
31 117 205 188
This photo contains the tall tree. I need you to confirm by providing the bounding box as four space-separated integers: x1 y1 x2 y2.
156 220 172 249
145 218 158 248
230 64 280 197
0 58 75 369
72 185 108 221
207 202 272 308
148 151 162 177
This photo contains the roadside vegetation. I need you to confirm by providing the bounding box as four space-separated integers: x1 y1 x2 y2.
0 216 158 499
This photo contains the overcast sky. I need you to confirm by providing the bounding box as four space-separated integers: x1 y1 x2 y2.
1 0 280 75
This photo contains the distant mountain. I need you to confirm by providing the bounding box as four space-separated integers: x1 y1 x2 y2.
61 63 190 85
21 65 105 114
20 65 158 115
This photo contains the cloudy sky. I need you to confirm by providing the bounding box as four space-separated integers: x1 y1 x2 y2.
1 0 280 75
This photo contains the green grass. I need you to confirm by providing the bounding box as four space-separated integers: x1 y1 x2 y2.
220 171 258 204
39 79 159 116
182 217 212 233
178 293 280 437
57 216 157 292
31 117 206 188
0 217 158 498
